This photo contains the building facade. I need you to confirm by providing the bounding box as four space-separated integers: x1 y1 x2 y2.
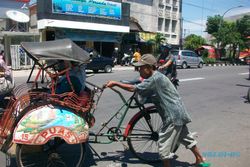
33 0 130 59
124 0 182 46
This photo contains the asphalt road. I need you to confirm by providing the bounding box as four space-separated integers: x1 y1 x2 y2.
1 65 249 167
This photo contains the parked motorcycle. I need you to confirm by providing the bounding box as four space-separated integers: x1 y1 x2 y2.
121 53 132 66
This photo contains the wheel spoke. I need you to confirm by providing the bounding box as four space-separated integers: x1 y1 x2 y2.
16 140 85 167
127 110 162 163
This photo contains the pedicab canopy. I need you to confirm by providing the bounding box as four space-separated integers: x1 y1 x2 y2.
21 39 90 64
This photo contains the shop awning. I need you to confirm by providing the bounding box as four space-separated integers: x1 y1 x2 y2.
55 29 122 43
38 19 129 33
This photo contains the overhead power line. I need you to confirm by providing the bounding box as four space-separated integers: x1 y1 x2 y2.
183 2 217 12
183 18 205 27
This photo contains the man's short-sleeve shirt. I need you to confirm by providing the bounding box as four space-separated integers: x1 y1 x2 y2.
135 71 191 126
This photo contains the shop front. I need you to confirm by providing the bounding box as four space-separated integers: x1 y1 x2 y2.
122 31 156 56
35 0 130 58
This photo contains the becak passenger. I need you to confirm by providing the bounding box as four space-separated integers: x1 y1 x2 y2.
55 60 86 95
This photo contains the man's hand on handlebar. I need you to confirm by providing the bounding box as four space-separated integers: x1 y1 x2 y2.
104 80 117 88
104 80 135 92
158 65 165 71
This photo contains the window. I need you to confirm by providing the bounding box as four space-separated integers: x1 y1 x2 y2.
173 0 178 6
171 35 177 39
165 19 170 32
182 51 192 57
192 52 198 57
158 18 164 31
172 20 177 33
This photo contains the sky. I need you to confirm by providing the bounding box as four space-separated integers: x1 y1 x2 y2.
182 0 250 37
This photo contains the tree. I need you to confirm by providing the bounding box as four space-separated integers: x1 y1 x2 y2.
206 15 249 60
148 33 166 56
206 15 221 35
236 15 250 50
183 34 206 50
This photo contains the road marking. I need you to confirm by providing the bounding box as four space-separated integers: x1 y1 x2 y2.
179 77 205 82
238 72 249 75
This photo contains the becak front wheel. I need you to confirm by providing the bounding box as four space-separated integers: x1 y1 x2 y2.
16 138 86 167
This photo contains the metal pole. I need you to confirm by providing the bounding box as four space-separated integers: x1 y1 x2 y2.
218 5 243 48
219 5 243 29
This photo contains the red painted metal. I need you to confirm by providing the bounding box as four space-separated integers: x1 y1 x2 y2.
123 106 156 137
16 0 30 2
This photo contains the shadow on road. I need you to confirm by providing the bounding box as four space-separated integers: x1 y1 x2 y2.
236 84 250 88
83 144 192 167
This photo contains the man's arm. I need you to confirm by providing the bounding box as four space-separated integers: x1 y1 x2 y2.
105 81 135 92
159 59 173 70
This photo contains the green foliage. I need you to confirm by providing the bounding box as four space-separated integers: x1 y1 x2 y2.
236 15 250 38
148 33 166 56
206 14 250 60
206 15 221 35
203 57 216 64
183 34 206 50
236 15 250 50
200 50 216 64
201 49 209 58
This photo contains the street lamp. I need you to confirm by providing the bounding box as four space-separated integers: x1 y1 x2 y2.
217 5 243 48
219 5 243 29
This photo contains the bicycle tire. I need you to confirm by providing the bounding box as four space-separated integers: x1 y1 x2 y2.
127 109 162 163
16 139 86 167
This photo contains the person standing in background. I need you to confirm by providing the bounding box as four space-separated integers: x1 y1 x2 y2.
0 50 14 100
131 48 141 63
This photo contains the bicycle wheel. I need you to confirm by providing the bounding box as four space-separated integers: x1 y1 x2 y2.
16 138 86 167
127 109 162 163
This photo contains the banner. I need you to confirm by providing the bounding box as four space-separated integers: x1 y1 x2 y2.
52 0 122 20
139 32 156 42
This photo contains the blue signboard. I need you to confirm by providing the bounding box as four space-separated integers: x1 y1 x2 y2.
52 0 122 20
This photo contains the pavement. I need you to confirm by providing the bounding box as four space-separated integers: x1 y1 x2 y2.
12 65 135 78
12 63 248 78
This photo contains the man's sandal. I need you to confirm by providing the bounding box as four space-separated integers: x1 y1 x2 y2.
195 162 211 167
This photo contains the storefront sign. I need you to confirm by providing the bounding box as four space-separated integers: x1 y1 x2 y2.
138 32 156 42
52 0 121 20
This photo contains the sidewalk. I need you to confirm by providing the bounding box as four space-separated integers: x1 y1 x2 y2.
12 65 134 78
12 64 247 78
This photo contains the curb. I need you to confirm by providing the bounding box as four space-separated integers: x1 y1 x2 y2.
205 63 245 67
12 66 135 78
113 66 134 71
12 64 248 78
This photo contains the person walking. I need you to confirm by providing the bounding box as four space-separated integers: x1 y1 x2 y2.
104 54 210 167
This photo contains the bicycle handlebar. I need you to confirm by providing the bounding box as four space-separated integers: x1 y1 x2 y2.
86 81 140 111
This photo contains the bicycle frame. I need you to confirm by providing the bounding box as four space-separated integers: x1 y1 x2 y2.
88 87 148 144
